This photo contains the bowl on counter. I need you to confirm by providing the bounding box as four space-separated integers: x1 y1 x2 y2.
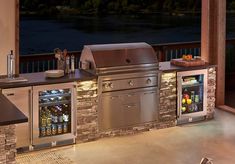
45 70 64 78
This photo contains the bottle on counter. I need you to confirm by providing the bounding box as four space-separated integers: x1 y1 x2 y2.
7 50 14 78
71 55 75 73
54 48 65 71
65 55 70 74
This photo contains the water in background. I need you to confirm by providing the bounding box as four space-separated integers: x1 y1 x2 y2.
20 14 235 55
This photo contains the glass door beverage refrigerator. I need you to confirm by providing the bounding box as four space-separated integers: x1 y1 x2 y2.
177 69 207 124
32 83 76 146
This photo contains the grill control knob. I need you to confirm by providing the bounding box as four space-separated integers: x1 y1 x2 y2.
146 78 152 84
128 80 134 86
103 83 109 89
109 82 114 88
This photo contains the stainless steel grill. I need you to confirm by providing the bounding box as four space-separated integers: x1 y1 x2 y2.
80 42 160 131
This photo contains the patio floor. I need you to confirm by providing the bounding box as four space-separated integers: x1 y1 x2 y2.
16 109 235 164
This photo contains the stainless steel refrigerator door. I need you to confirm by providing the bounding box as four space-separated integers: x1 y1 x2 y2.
32 82 76 145
2 87 32 148
177 69 207 120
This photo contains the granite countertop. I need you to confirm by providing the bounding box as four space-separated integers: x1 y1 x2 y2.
0 69 96 89
159 61 216 72
0 94 28 126
0 69 96 126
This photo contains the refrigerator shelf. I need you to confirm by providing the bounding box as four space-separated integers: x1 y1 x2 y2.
182 83 203 88
39 100 71 107
39 93 71 99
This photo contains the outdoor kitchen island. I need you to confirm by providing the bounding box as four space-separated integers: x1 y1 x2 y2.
0 62 216 151
77 61 216 142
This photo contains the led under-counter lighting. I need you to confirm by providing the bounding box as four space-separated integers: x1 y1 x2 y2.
162 72 176 80
77 80 97 91
77 80 98 100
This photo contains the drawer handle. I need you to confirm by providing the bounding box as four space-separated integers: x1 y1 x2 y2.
110 96 118 99
125 104 137 109
144 91 156 95
6 93 15 96
127 94 135 97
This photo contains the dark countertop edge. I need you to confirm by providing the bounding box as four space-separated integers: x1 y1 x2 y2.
0 69 97 89
0 64 217 89
0 94 28 126
159 61 217 72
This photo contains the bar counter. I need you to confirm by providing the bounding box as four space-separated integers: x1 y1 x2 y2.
0 69 96 89
0 94 28 125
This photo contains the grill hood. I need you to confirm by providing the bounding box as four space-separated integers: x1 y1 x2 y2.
80 42 159 74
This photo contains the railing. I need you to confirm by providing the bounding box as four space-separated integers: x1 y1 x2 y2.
20 51 81 73
19 39 235 73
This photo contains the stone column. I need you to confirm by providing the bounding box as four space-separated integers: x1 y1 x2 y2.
207 67 216 119
158 72 177 128
76 80 99 143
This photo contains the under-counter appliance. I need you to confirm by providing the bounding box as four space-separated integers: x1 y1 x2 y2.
32 83 76 146
80 42 160 131
177 69 207 124
2 87 31 148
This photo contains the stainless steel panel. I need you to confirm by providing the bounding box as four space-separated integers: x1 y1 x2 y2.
102 76 158 92
98 72 159 93
80 42 158 69
95 64 159 75
32 83 76 145
2 87 32 148
98 87 158 131
140 90 158 123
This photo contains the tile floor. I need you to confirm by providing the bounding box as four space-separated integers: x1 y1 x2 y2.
17 109 235 164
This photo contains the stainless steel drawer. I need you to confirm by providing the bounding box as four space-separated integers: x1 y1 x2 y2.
98 87 158 131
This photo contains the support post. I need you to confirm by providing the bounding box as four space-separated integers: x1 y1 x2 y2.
201 0 226 106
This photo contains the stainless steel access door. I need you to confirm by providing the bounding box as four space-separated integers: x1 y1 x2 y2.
98 87 158 131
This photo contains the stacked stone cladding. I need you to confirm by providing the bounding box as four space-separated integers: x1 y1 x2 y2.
207 67 216 119
76 80 99 143
159 72 177 126
0 125 16 164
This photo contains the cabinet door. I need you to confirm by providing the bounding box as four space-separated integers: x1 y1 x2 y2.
99 94 124 130
140 90 158 123
2 87 31 148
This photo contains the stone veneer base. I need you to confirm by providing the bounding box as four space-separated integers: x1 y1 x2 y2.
0 125 16 164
